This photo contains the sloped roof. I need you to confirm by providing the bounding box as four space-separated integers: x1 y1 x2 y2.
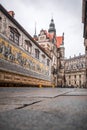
47 33 54 40
44 30 54 40
44 30 63 47
56 36 63 48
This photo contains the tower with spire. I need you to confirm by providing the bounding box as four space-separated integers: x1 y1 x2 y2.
48 18 56 36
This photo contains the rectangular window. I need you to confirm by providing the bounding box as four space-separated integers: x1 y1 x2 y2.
26 44 28 52
69 80 71 85
14 34 19 45
42 54 45 64
28 45 31 53
69 75 71 79
10 30 14 41
35 49 40 59
79 75 81 79
25 40 32 54
74 75 76 79
47 59 50 66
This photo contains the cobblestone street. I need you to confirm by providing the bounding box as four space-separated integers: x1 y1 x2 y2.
0 87 87 130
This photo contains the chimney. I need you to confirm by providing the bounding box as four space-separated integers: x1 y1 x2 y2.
8 11 15 18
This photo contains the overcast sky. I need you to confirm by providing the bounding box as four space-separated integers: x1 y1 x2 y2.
0 0 85 58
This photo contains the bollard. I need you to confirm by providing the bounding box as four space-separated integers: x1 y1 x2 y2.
39 84 42 88
52 85 55 88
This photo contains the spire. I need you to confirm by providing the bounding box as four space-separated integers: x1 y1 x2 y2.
33 22 38 40
35 22 36 35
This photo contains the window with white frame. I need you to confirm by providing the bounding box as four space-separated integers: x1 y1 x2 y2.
25 40 32 54
9 26 20 45
42 54 45 64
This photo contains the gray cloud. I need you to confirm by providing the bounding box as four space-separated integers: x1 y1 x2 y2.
20 0 81 15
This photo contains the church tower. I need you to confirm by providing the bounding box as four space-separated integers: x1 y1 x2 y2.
48 18 56 36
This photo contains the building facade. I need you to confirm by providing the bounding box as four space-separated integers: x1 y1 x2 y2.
65 54 86 88
0 4 52 87
82 0 87 87
34 19 65 87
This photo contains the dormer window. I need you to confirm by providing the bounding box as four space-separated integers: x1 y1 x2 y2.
9 26 20 45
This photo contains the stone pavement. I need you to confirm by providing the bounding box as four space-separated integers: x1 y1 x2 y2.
0 87 87 130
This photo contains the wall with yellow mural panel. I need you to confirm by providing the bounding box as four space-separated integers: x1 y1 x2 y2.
0 35 51 86
0 37 49 75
